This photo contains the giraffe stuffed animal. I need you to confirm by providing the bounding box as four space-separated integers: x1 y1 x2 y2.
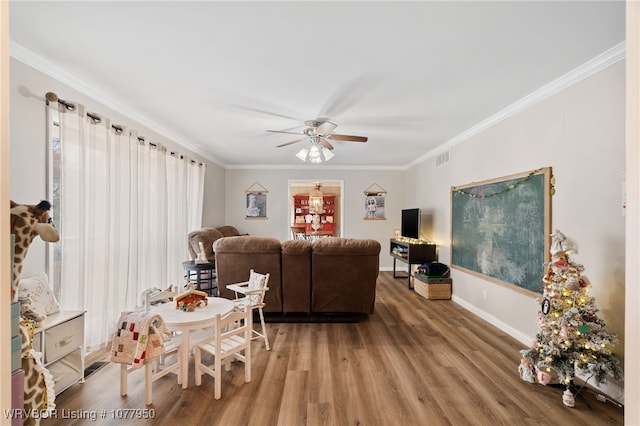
10 200 59 425
10 200 59 302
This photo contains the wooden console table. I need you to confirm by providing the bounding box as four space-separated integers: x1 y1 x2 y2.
390 238 436 289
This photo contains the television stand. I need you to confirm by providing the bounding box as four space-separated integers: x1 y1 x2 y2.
390 238 436 289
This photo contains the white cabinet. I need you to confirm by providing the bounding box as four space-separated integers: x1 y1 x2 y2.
32 311 85 395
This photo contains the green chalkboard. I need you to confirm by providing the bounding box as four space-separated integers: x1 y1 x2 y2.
451 168 552 295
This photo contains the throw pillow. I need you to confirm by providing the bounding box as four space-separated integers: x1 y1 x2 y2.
18 271 60 317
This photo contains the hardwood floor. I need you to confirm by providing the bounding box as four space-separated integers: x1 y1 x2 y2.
43 272 623 425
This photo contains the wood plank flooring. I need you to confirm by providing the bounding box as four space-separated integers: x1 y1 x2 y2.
42 272 623 425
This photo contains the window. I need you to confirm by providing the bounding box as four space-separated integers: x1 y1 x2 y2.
47 99 205 351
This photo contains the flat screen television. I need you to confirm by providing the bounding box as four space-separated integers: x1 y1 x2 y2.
401 208 421 240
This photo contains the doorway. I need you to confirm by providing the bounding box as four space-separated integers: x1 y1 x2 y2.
288 180 344 238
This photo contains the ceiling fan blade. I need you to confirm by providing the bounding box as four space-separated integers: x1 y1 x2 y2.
319 75 378 118
266 130 304 136
316 120 337 135
276 138 306 148
340 115 426 127
229 104 301 122
327 134 368 143
318 137 334 150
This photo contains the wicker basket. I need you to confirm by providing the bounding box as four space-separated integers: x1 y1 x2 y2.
413 275 451 300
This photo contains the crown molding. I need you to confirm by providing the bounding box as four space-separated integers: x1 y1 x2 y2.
407 41 626 170
225 163 405 171
11 39 624 172
9 40 224 168
9 41 412 171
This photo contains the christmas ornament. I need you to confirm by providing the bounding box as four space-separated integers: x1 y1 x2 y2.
518 359 536 383
562 389 575 407
553 258 569 269
560 325 569 338
541 298 551 315
537 370 552 385
579 276 591 288
566 279 580 290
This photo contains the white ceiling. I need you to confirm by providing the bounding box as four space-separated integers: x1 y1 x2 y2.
9 1 625 169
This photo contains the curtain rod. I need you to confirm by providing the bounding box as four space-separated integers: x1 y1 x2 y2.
46 91 75 110
45 91 206 167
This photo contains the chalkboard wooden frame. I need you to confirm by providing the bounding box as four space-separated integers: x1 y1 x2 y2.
450 167 552 296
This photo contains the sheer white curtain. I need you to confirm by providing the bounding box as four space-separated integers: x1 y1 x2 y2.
55 102 205 351
165 152 205 285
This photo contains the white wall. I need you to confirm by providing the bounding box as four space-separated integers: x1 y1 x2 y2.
223 168 405 270
202 162 226 227
9 58 226 276
406 61 626 400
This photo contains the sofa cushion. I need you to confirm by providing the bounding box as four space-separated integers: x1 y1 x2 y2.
18 271 60 318
311 237 381 256
214 236 282 312
217 225 241 238
281 239 312 313
214 235 280 254
282 239 312 255
311 238 381 314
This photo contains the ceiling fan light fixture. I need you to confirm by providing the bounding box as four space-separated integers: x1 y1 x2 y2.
296 144 334 163
322 148 335 161
272 118 364 163
296 147 309 161
308 145 322 163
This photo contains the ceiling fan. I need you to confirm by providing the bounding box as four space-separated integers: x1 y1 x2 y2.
266 119 368 151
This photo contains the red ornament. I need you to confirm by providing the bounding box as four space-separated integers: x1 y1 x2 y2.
554 258 569 269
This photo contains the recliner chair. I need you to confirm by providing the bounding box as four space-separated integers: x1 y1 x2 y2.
187 225 243 261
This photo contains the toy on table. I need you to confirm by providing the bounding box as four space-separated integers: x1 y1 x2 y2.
175 283 208 312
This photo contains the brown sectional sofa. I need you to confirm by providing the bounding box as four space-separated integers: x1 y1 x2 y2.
214 236 381 315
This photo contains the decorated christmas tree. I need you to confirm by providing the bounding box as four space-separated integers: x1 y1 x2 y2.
519 230 622 407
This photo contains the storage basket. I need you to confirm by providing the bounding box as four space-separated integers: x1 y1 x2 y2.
414 275 451 300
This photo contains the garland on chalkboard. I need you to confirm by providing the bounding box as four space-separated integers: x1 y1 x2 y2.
452 169 555 198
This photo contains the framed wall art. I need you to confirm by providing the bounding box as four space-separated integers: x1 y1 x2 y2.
363 183 386 220
245 182 268 219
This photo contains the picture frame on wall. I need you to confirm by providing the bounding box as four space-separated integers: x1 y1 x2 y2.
245 192 267 218
245 182 268 219
364 193 385 219
363 183 387 220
